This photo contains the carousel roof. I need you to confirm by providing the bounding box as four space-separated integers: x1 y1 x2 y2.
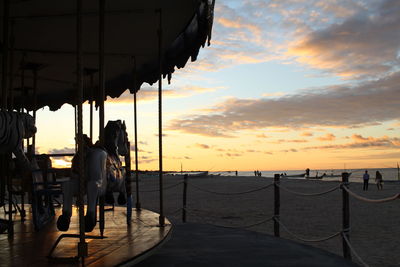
0 0 215 111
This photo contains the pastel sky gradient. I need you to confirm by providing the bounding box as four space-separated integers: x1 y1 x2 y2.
36 0 400 171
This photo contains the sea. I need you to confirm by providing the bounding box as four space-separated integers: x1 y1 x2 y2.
208 168 400 183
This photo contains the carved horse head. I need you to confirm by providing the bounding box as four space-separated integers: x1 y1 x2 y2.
104 120 129 157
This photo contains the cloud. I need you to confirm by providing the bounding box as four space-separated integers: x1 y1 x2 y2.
47 147 75 154
287 0 400 78
301 131 314 137
272 139 308 144
107 85 224 104
305 135 400 150
194 143 210 149
167 72 400 137
138 156 157 164
317 133 336 141
282 149 298 153
351 134 369 142
225 152 242 157
256 133 269 138
339 151 400 160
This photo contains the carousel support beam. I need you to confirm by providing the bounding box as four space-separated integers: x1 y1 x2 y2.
76 0 88 260
157 9 165 227
133 90 141 210
98 0 106 237
2 0 9 110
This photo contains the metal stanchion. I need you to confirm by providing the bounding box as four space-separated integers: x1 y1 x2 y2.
274 174 280 237
341 172 351 260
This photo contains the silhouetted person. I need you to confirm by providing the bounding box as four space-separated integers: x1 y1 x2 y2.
305 168 310 177
363 170 370 191
235 170 238 176
375 171 383 190
258 171 262 177
254 170 257 176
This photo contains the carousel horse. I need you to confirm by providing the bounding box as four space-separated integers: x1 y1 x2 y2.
57 120 129 232
0 111 36 169
0 111 36 233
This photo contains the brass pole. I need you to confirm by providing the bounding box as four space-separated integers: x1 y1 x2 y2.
157 9 165 227
133 58 141 210
89 73 94 141
32 68 38 156
76 0 88 260
98 0 106 237
8 20 14 110
2 0 9 110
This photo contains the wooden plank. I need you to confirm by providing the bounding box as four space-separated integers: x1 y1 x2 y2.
0 206 172 266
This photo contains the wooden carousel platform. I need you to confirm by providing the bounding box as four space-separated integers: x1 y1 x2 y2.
0 206 172 266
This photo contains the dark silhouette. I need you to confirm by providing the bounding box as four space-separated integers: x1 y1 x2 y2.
306 168 310 177
235 170 238 176
363 170 370 191
254 170 257 176
375 171 383 190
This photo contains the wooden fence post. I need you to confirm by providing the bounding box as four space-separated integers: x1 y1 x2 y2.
274 173 280 237
182 174 188 223
342 172 351 260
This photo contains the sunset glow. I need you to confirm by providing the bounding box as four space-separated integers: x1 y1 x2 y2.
36 0 400 172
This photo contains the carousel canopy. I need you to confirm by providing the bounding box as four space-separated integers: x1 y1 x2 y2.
0 0 214 111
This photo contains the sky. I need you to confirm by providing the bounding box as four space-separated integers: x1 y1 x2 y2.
36 0 400 172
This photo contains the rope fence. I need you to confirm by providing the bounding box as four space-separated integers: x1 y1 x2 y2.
135 172 399 266
275 183 341 196
185 208 274 229
274 217 342 243
342 233 370 267
342 185 400 203
188 182 274 195
138 181 183 192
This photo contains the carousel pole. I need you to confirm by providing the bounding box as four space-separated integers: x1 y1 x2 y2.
89 73 94 141
133 92 141 210
76 0 88 261
2 0 9 110
8 20 14 111
157 9 165 227
133 57 141 210
32 68 38 155
98 0 106 237
1 0 13 239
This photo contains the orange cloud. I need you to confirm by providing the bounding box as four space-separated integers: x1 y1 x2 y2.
301 131 314 137
195 143 210 149
317 133 336 141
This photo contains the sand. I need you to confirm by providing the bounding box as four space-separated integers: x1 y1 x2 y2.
133 175 400 267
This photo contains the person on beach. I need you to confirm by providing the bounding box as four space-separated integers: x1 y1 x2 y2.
375 171 383 190
306 168 310 178
363 170 370 191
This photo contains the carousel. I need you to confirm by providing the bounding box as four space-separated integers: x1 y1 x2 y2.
0 0 215 265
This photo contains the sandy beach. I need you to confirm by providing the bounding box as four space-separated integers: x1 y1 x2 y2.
133 175 400 267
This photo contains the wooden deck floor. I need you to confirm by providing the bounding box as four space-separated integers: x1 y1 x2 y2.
0 206 172 266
